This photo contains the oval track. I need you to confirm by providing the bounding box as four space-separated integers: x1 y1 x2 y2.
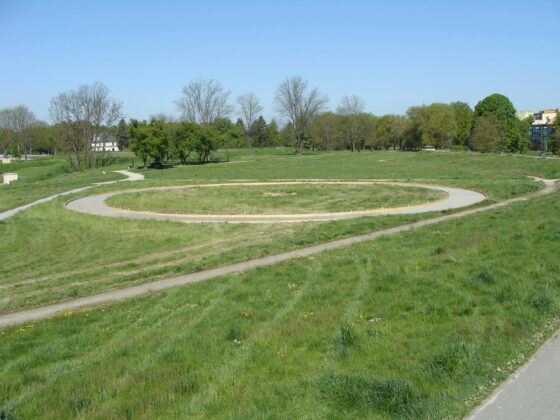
65 181 487 223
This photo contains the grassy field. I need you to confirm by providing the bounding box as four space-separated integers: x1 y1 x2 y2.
106 183 445 215
0 156 132 212
1 187 559 419
0 150 546 315
1 149 560 418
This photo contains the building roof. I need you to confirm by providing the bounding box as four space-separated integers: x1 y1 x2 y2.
93 132 116 143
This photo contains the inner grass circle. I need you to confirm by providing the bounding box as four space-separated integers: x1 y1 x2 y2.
105 182 446 216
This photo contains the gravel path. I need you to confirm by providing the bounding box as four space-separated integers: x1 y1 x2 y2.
0 177 555 328
0 170 144 221
65 181 487 223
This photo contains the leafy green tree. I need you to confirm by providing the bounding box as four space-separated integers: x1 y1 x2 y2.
517 115 533 151
402 116 423 150
267 119 282 146
116 119 129 150
128 119 169 167
473 94 524 152
451 102 473 146
128 120 150 167
147 119 170 165
373 115 392 149
549 113 560 155
405 104 456 149
388 115 407 149
214 118 245 148
309 112 343 150
196 124 221 162
173 121 200 164
471 114 505 152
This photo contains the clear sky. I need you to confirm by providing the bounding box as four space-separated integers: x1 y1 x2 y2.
1 0 558 122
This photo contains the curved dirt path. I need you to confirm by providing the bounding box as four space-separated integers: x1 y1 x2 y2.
65 181 486 223
0 177 555 328
0 170 144 221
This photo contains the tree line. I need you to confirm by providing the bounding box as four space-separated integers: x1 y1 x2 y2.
1 78 557 170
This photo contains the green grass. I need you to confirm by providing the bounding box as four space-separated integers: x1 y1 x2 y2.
0 156 131 212
1 149 560 418
106 183 445 215
1 190 559 419
0 151 546 314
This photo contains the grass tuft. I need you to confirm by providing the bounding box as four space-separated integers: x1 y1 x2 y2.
473 266 495 284
427 340 476 377
0 403 16 420
320 372 425 417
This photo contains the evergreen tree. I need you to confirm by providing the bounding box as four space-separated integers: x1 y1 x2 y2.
250 116 273 147
116 118 129 150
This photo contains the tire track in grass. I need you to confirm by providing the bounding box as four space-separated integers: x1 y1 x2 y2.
4 276 242 414
184 260 325 416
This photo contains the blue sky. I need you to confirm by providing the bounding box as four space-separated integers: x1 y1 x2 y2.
1 0 558 122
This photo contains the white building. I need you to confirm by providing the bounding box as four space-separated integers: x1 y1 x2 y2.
530 109 558 148
533 109 557 125
91 132 119 152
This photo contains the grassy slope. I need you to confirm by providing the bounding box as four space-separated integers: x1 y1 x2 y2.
1 191 559 419
0 157 129 212
106 183 444 215
0 151 549 314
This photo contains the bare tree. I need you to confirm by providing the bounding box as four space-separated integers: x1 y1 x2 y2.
0 108 15 155
176 79 233 124
49 82 122 170
388 115 407 149
274 76 328 154
337 95 366 152
149 113 176 123
237 93 263 146
0 105 37 158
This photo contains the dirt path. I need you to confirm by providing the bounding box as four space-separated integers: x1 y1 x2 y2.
0 177 555 328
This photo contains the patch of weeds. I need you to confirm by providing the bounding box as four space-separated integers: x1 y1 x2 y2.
319 372 425 418
334 323 357 351
366 327 380 338
175 374 198 395
0 403 16 420
66 395 90 414
473 267 494 284
226 327 244 341
454 302 474 316
433 246 445 255
427 340 475 377
496 285 519 304
425 303 447 317
529 293 555 313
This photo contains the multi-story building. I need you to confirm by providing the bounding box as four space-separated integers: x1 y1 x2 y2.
91 132 120 152
530 109 558 149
